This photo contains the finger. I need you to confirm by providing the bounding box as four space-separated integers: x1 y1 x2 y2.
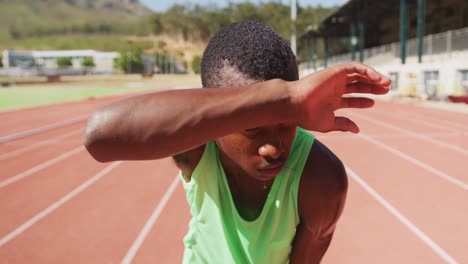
339 97 375 109
343 62 377 79
378 75 392 87
345 82 389 94
342 62 391 86
346 73 372 84
331 116 359 133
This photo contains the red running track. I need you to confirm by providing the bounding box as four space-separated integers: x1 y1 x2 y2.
0 95 466 263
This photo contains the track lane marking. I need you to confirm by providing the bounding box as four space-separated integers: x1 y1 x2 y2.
371 109 468 135
357 133 468 190
121 176 180 264
0 146 84 189
0 116 87 144
351 112 468 155
0 129 82 160
346 166 458 264
379 108 468 131
0 161 122 248
317 131 465 140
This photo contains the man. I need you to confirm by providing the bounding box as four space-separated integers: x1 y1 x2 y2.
83 21 390 263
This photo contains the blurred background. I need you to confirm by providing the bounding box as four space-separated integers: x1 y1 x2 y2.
1 0 467 108
0 0 347 109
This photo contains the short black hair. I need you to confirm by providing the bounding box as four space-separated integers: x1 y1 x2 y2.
201 21 298 88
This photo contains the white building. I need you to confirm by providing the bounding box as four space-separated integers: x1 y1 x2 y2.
2 49 119 74
301 27 468 99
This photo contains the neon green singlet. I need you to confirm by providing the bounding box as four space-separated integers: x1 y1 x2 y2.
180 127 314 264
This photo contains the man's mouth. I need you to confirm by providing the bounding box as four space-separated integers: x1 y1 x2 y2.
256 160 285 177
257 160 284 170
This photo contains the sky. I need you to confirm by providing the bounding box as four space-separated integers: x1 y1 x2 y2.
140 0 348 12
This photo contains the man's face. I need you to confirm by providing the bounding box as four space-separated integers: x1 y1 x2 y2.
216 124 297 181
215 61 299 181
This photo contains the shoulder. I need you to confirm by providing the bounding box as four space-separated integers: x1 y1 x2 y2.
297 139 348 237
301 139 347 194
173 145 206 182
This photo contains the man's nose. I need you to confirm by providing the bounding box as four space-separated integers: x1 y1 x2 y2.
258 144 283 160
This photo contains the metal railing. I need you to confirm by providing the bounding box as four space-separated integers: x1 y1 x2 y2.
301 26 468 70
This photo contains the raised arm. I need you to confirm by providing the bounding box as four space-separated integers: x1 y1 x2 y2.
83 79 294 162
83 62 391 162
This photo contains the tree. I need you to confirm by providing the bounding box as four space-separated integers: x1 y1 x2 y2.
56 57 73 68
258 3 290 40
81 57 95 68
9 25 22 39
114 49 143 73
150 13 164 35
0 54 3 68
163 5 191 40
191 55 201 74
233 2 261 22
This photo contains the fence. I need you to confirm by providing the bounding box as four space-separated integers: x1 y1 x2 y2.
0 51 188 77
301 26 468 70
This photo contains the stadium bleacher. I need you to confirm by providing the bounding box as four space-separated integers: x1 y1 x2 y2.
300 0 468 100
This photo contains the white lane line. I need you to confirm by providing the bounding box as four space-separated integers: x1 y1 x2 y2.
121 176 180 264
371 109 468 135
317 131 464 140
346 166 459 264
426 118 468 131
406 120 468 136
383 108 468 131
409 119 468 135
0 115 87 144
358 133 468 191
0 161 122 248
351 112 468 155
0 146 84 189
0 129 82 160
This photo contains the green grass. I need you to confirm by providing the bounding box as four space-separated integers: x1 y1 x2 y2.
0 74 201 111
0 86 150 110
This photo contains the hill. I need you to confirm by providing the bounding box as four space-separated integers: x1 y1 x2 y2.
0 1 337 67
0 0 152 41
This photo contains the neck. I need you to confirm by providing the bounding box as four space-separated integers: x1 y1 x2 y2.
218 150 273 218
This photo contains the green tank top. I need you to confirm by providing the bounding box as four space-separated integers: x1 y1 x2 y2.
180 127 315 264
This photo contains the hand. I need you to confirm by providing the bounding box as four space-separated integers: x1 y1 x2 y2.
289 62 391 133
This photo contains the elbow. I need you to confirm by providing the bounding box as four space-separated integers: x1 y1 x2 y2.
82 113 97 150
82 110 114 163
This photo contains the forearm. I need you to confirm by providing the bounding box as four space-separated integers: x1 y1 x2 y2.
83 79 297 161
290 225 333 264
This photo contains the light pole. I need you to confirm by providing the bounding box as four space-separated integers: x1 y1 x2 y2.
299 25 318 71
291 0 297 55
400 0 408 64
417 0 425 63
